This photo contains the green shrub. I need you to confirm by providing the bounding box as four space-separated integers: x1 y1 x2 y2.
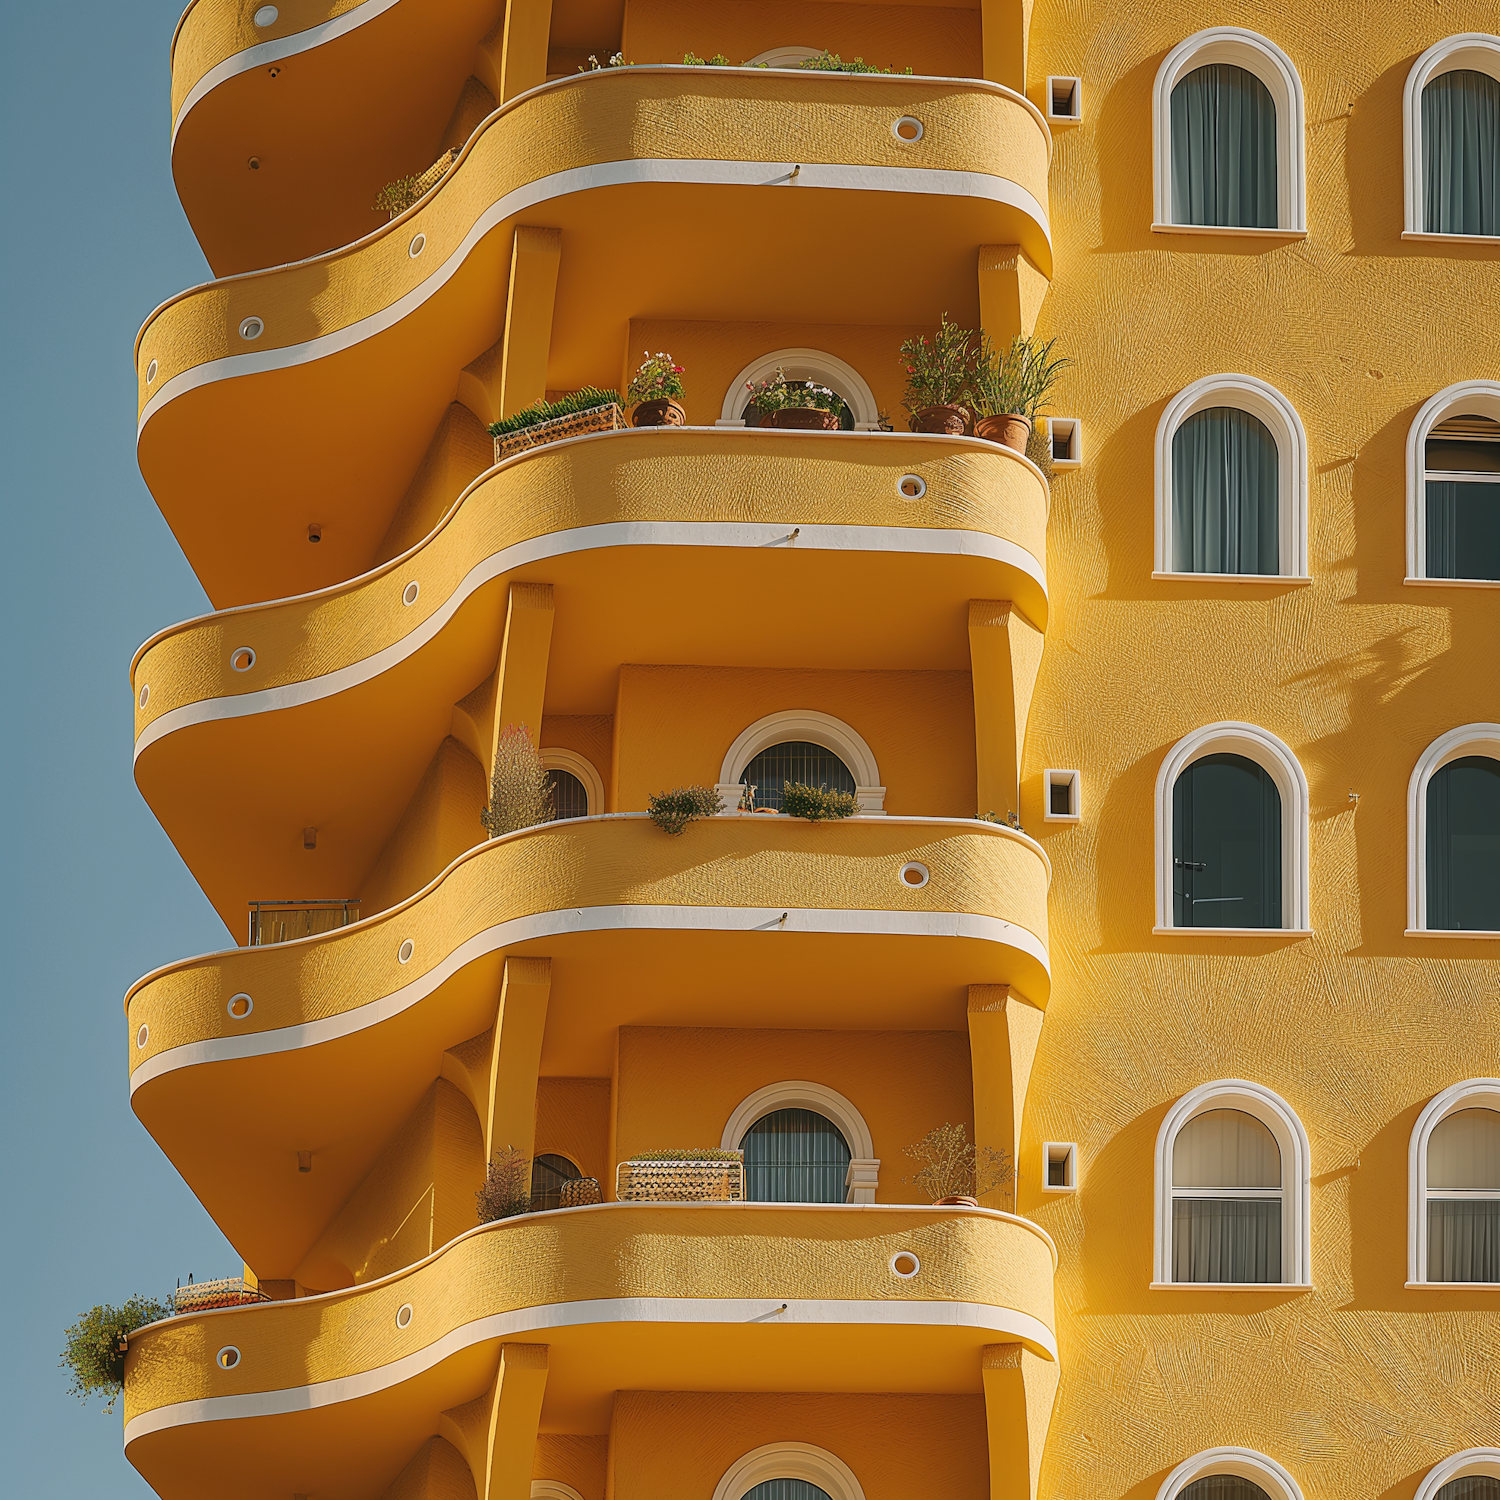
798 50 913 74
477 1146 532 1223
682 51 732 66
487 387 620 439
780 782 859 821
61 1296 171 1410
647 785 722 835
978 809 1025 831
631 1148 743 1162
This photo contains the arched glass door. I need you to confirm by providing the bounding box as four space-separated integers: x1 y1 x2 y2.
1426 755 1500 930
741 1108 851 1203
1173 753 1283 928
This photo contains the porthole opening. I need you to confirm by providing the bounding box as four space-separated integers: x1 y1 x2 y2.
216 1346 241 1370
395 1303 413 1329
892 115 924 142
145 359 158 385
230 646 256 672
239 316 264 340
408 233 426 258
247 157 261 171
397 938 414 965
897 473 927 499
402 581 420 606
227 993 254 1020
899 861 930 888
138 683 150 709
136 1023 149 1050
890 1250 920 1278
253 5 279 24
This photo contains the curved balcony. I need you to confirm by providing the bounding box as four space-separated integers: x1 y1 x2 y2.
126 815 1049 1269
136 66 1053 607
170 0 501 275
123 1202 1057 1499
130 429 1048 919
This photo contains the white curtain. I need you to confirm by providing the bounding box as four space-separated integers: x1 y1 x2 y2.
1173 1109 1283 1283
1174 1109 1281 1187
1428 1108 1500 1189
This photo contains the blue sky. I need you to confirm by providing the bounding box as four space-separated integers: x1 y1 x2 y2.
0 5 242 1493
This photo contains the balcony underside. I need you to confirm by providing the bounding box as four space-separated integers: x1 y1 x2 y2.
136 68 1053 606
124 1204 1056 1500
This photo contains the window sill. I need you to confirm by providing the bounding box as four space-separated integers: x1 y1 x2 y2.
1401 230 1500 246
1151 223 1307 239
1404 928 1500 940
1404 1280 1500 1289
1404 576 1500 590
1152 571 1311 584
1153 926 1313 937
1149 1282 1314 1291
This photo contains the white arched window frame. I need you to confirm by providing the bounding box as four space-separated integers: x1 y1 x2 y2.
721 1080 880 1202
1153 375 1310 580
1156 1448 1307 1500
1154 722 1311 934
1415 1450 1500 1500
1153 1081 1313 1288
718 349 883 430
1405 380 1500 586
745 46 823 67
532 1485 586 1500
1407 723 1500 935
540 748 605 817
1403 34 1500 243
1407 1078 1500 1285
713 1442 866 1500
1152 28 1308 235
716 709 885 813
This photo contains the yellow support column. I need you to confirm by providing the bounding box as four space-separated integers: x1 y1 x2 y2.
497 0 555 103
498 227 563 419
484 956 552 1163
969 600 1044 822
441 1344 550 1500
980 0 1033 95
978 244 1051 349
452 582 556 776
981 1342 1059 1500
967 984 1045 1209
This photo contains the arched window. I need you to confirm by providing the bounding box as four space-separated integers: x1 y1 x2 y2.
713 1444 865 1500
1404 36 1500 240
540 749 604 818
1415 1451 1500 1500
1157 724 1309 933
547 769 589 820
1406 382 1500 584
1156 1450 1306 1500
741 741 856 812
529 1153 581 1211
1406 725 1500 934
1155 377 1309 579
721 1082 880 1202
1408 1081 1500 1284
1154 1082 1312 1287
1153 30 1307 234
719 350 882 430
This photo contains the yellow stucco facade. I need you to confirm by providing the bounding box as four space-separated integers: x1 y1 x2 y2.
122 2 1498 1498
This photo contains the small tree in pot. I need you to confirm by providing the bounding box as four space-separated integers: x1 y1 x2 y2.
481 724 554 837
899 316 980 434
903 1123 1013 1207
968 333 1070 453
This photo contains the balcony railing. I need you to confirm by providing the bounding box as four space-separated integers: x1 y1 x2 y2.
172 1276 269 1315
248 899 360 946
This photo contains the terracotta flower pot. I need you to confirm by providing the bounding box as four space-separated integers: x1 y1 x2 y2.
632 398 686 427
975 413 1032 452
933 1195 979 1207
765 407 840 430
911 404 972 435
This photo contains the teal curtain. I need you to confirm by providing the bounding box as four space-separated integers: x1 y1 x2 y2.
1423 69 1500 236
1428 1199 1500 1282
745 1483 834 1500
1173 753 1284 928
741 1108 851 1203
1425 480 1500 580
1171 63 1278 227
1172 1199 1283 1282
1172 408 1280 574
1180 1478 1274 1500
1437 1478 1500 1500
1427 756 1500 930
741 740 856 811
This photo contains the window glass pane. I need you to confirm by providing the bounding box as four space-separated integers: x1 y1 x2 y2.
1170 63 1278 227
529 1153 581 1211
741 1108 851 1203
1429 1108 1500 1190
1425 412 1500 473
1428 1198 1500 1282
1422 68 1500 236
1426 757 1500 930
744 1483 835 1500
1425 480 1500 581
742 741 856 811
1436 1478 1500 1500
1173 753 1283 928
1172 1197 1282 1282
1179 1479 1274 1500
547 768 590 820
1171 407 1280 574
1173 1109 1281 1187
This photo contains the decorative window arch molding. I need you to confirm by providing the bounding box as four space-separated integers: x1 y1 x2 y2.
540 747 605 816
1152 28 1307 233
1154 722 1311 933
1153 1080 1313 1288
1155 1447 1306 1500
1403 34 1500 241
1414 1449 1500 1500
532 1484 586 1500
1153 374 1310 579
712 1442 866 1500
721 1080 880 1202
1405 381 1500 585
1407 1079 1500 1284
716 709 886 813
745 46 823 67
1406 723 1500 933
719 348 883 430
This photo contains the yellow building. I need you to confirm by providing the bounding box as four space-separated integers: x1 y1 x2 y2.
122 3 1498 1498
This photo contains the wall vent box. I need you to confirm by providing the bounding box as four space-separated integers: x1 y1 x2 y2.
1044 1142 1078 1191
1048 417 1082 467
1046 76 1083 122
1044 769 1081 821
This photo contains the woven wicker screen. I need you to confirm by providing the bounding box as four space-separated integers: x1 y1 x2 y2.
494 402 626 463
615 1157 746 1202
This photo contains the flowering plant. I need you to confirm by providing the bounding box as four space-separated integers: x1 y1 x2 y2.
968 333 1071 419
744 368 843 415
898 315 981 413
626 351 685 405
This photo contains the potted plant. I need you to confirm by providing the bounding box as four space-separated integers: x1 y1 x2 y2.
486 386 624 461
616 1148 746 1201
480 725 554 837
903 1123 1013 1207
899 316 979 434
476 1145 533 1222
646 785 723 834
744 369 845 430
627 351 687 426
968 333 1071 453
779 782 859 820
